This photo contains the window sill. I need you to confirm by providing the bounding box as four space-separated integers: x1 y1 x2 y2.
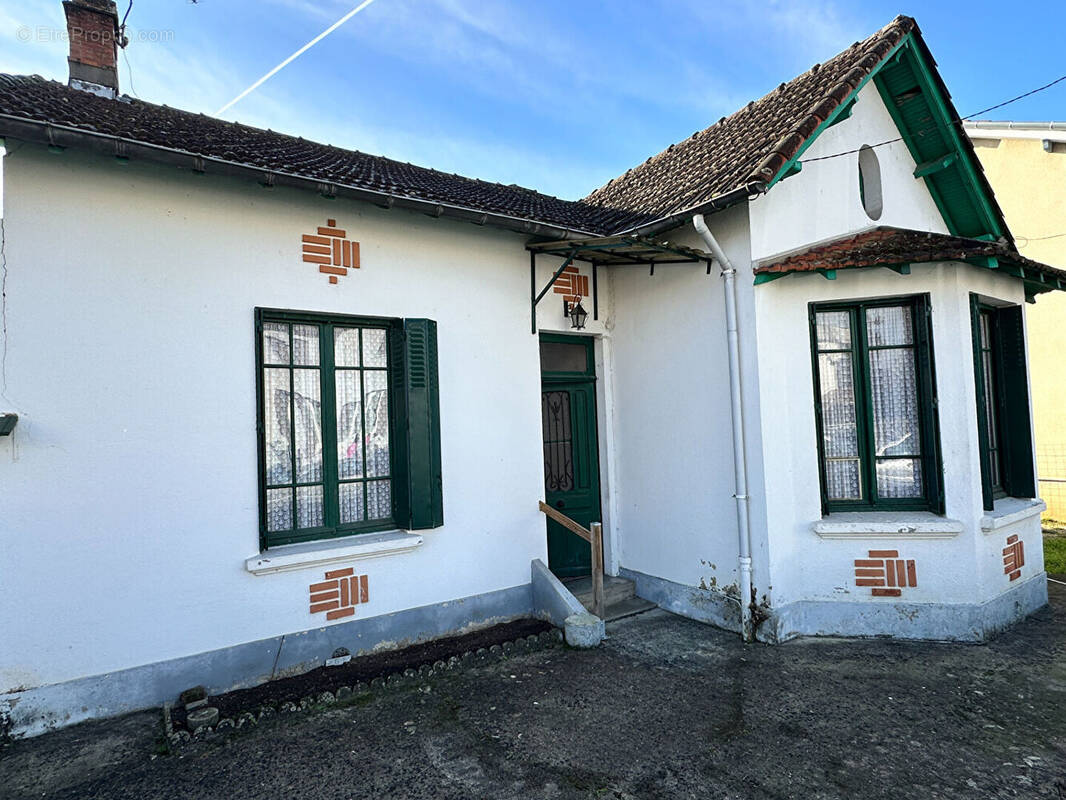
980 498 1046 533
245 530 424 576
812 512 963 539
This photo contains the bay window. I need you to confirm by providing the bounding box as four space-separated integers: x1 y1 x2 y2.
809 295 943 513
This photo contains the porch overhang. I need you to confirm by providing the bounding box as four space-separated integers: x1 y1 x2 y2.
526 235 714 333
527 234 713 268
753 226 1066 303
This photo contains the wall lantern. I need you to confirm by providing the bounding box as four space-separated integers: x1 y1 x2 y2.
565 298 589 330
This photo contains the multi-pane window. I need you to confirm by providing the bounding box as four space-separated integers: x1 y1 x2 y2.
970 298 1037 511
810 296 942 512
259 314 398 545
256 310 443 546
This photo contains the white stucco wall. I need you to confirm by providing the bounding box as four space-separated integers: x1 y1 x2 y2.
746 83 1044 622
752 261 1043 611
748 83 949 264
605 206 770 602
0 145 599 693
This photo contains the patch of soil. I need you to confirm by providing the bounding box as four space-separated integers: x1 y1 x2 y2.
170 618 550 732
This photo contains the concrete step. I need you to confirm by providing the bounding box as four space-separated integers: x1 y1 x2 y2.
565 575 636 610
601 595 658 622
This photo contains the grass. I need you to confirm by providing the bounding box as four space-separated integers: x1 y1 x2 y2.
1042 533 1066 575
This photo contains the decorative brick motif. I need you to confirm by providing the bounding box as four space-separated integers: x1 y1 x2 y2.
854 550 917 597
301 219 360 284
552 265 590 303
309 568 368 621
1003 534 1024 581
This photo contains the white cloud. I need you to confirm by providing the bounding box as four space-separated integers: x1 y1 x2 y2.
0 0 876 200
0 0 69 80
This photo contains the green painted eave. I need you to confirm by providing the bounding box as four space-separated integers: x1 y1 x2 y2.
766 34 911 191
754 253 1065 298
765 31 1009 244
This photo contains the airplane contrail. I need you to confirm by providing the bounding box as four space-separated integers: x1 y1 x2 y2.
216 0 379 116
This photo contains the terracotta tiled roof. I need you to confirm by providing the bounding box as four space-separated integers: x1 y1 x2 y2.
0 73 639 236
755 226 1066 282
0 16 924 238
582 16 918 228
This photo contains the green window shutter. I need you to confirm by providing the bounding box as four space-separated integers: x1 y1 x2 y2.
996 305 1037 499
404 319 443 529
388 324 411 529
914 295 945 514
970 294 995 511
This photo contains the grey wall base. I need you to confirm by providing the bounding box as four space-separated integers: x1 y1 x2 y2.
622 567 1047 645
3 583 534 739
759 572 1049 643
531 558 587 627
620 567 742 633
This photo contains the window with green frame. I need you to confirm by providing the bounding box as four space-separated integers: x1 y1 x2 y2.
970 296 1036 511
256 309 443 547
809 295 943 513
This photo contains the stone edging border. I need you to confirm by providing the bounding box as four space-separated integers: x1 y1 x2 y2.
162 628 563 751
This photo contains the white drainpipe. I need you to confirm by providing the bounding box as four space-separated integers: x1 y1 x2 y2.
692 214 754 642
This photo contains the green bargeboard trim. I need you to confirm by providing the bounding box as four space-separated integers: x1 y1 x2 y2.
874 40 1002 240
765 35 911 191
255 308 409 549
765 31 1004 243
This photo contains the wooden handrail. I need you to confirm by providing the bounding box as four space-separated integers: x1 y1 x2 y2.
538 501 604 619
539 501 590 542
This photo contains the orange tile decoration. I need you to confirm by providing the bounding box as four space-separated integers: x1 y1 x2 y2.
853 550 917 597
552 265 590 303
301 218 360 284
309 567 368 621
1003 534 1024 581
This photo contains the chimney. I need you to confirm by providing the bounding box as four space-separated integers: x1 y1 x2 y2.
63 0 122 97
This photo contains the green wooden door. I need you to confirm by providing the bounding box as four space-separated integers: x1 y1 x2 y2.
540 335 601 578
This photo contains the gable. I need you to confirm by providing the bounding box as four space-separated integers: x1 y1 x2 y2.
748 82 948 263
581 17 918 234
583 17 1008 243
761 29 1007 246
870 37 1005 241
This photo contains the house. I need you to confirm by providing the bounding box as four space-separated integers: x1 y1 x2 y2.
1 5 1061 738
963 121 1066 518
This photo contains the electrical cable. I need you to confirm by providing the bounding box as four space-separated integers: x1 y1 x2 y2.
123 46 138 98
799 72 1066 165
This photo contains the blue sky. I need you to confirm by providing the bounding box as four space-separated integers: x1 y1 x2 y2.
1 1 1063 200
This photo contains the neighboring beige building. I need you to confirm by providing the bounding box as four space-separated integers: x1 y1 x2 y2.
966 122 1066 517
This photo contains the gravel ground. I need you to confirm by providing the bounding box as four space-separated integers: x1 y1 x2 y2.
3 583 1066 799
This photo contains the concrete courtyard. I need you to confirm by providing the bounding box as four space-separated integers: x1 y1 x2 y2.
3 582 1066 799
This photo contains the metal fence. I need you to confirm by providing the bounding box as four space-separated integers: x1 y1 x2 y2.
1037 445 1066 522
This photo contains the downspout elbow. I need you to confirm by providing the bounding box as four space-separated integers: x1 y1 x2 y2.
692 213 735 274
